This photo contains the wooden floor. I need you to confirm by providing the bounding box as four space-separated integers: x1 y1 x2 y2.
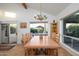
58 47 72 56
0 44 25 56
0 44 72 56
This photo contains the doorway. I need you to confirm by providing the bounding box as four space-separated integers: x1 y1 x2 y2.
0 23 17 44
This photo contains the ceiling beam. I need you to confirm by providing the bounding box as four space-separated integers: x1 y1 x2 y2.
22 3 27 9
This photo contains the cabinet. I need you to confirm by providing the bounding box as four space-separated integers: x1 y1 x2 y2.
50 20 59 43
51 22 57 33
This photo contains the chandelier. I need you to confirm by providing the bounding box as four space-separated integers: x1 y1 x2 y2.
34 4 47 20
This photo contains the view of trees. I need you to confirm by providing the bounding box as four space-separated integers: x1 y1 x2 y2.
10 26 16 34
30 28 38 33
30 23 48 34
67 24 79 38
30 28 48 33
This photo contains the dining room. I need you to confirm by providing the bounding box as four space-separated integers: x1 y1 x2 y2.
0 3 74 56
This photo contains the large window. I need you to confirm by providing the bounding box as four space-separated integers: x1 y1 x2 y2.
30 22 48 35
66 23 79 38
63 10 79 52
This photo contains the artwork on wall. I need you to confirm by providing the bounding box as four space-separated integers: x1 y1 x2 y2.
20 22 27 28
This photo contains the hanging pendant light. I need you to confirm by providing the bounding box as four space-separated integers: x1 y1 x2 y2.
34 3 47 20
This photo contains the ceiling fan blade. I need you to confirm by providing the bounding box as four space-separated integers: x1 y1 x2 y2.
22 3 27 9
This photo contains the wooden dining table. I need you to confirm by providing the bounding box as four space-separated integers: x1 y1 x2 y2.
24 36 60 49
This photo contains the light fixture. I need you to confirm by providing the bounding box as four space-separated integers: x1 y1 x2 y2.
4 11 16 18
34 3 47 20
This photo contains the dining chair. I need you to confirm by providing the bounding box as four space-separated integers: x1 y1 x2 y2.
51 33 60 43
21 34 28 45
21 33 32 45
45 48 58 56
26 48 39 56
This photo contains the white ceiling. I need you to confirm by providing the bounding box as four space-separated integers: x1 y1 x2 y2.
27 3 71 16
0 3 70 16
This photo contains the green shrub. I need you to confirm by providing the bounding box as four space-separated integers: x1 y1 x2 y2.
67 25 79 38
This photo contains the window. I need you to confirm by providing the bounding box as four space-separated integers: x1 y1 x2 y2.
30 22 48 36
63 10 79 52
66 23 79 38
10 24 16 34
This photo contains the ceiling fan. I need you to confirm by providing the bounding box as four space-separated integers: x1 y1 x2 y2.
22 3 27 9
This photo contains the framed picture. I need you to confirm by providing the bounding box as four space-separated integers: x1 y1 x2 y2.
20 22 27 28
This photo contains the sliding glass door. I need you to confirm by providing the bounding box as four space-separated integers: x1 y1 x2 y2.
1 24 9 44
9 24 17 44
0 23 17 44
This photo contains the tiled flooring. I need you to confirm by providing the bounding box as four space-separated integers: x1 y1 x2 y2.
0 44 72 56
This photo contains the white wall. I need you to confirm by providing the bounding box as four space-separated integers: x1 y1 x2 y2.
17 18 30 44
